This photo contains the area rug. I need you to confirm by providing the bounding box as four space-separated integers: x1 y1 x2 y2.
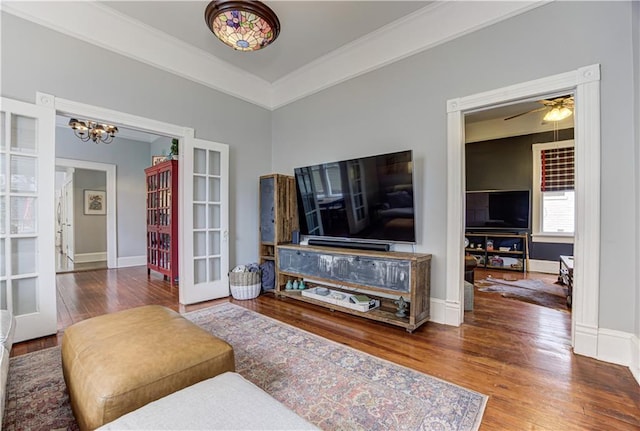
476 277 569 312
4 303 487 431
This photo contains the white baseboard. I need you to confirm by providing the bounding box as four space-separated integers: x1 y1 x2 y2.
630 335 640 385
528 259 559 274
74 252 107 263
596 328 634 365
573 322 599 357
117 255 146 268
431 296 638 385
572 323 639 386
429 298 446 324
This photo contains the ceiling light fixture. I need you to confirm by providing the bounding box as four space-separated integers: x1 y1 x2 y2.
543 105 573 122
68 118 118 144
204 1 280 52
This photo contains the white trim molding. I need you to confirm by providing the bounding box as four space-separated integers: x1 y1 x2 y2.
596 328 635 367
271 1 546 109
74 252 107 264
573 326 639 384
527 259 560 275
3 1 272 109
446 65 602 364
429 298 446 325
531 235 574 244
117 255 147 268
631 335 640 384
4 1 546 110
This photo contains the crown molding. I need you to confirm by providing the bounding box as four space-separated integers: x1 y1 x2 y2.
2 1 274 109
3 1 548 110
271 1 548 109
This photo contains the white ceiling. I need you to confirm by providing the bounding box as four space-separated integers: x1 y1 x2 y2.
101 1 430 83
4 1 544 109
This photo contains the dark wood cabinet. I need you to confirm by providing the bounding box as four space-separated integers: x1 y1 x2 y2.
259 174 298 287
145 160 178 284
465 232 528 272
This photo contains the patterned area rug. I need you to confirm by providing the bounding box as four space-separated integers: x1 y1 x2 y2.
4 303 487 431
476 277 569 312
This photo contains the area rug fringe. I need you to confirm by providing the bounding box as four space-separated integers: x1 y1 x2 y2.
5 303 488 431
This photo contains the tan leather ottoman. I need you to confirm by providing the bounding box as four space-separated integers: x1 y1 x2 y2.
61 305 235 431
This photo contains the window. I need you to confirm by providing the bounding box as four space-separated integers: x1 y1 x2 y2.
311 163 343 198
532 140 575 242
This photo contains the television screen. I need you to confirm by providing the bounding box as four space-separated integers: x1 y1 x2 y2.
294 150 416 243
465 190 530 230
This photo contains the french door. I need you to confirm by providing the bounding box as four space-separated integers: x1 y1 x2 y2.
1 97 56 342
179 137 229 304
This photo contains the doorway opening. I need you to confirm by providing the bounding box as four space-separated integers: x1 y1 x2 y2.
445 64 601 358
463 95 575 314
54 164 109 273
54 113 176 274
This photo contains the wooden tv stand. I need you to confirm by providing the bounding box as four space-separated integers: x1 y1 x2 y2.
275 244 431 332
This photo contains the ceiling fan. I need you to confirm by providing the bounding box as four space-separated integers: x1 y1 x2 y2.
504 96 574 122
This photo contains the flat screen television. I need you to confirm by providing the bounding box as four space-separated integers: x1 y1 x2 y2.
294 150 416 243
465 190 530 231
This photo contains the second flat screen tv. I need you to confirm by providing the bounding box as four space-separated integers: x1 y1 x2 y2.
294 150 416 243
465 190 531 230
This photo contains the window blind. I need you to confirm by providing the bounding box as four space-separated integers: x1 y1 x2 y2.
540 147 574 191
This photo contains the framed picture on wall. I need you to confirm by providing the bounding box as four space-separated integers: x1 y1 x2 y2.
152 156 165 166
84 190 106 215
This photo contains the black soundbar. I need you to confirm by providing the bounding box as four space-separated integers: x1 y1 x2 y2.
307 238 390 252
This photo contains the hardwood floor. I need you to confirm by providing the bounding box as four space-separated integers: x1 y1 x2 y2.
12 266 640 430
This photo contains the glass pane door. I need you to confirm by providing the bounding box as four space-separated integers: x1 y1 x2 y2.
1 97 56 342
180 137 229 304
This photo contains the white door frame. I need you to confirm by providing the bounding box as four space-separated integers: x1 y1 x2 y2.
36 93 195 270
55 158 117 268
445 65 601 359
61 170 74 260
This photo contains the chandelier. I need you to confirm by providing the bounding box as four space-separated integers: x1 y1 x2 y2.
68 118 118 144
204 1 280 52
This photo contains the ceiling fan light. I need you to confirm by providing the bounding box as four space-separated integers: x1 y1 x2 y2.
544 106 573 122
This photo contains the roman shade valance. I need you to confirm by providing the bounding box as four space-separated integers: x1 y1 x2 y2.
540 147 574 192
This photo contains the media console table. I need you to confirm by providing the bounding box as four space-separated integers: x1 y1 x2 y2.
275 244 431 332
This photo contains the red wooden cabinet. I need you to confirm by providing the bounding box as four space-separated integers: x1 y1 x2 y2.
145 160 178 284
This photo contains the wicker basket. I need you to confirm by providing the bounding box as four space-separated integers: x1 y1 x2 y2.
229 271 261 300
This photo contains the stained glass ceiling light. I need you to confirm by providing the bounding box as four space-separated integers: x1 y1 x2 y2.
204 1 280 52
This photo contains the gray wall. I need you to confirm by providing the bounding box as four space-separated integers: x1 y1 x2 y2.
1 12 272 267
272 2 638 333
466 140 533 192
150 136 174 159
73 169 107 255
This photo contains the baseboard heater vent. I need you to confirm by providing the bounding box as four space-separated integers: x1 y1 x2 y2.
307 238 390 252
